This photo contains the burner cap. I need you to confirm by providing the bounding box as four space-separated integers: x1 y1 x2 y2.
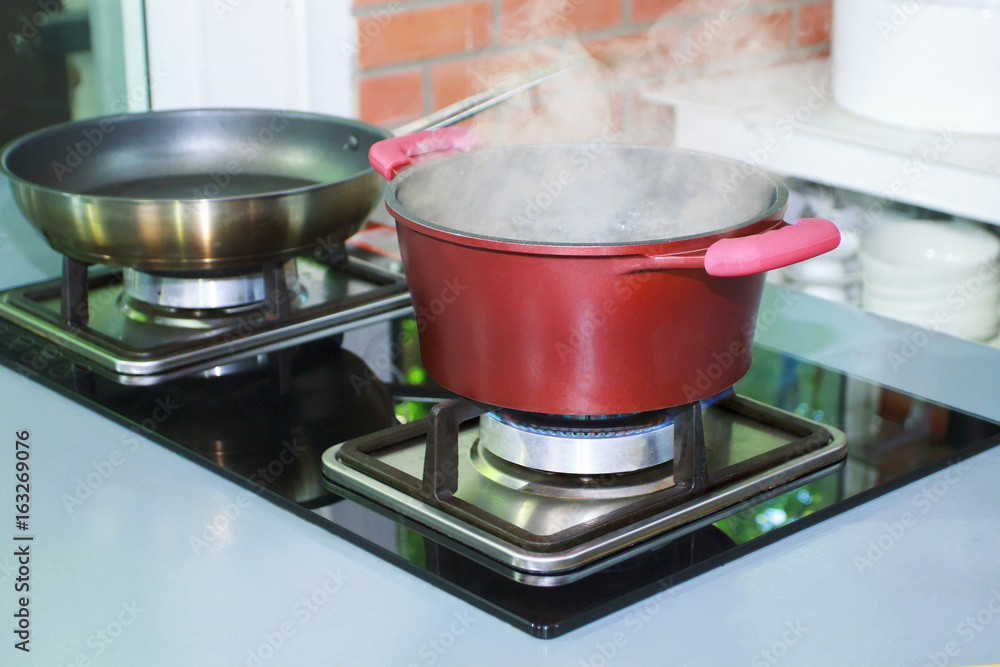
478 409 675 475
121 261 303 311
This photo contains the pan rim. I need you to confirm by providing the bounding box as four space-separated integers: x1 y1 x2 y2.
0 107 392 205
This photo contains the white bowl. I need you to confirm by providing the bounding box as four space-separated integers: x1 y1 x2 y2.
862 277 1000 305
784 229 860 284
793 283 859 304
865 307 998 340
863 295 999 340
863 292 996 318
785 265 860 286
860 221 1000 289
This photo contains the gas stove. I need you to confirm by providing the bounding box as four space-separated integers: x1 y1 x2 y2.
0 244 410 382
0 249 997 638
323 394 846 582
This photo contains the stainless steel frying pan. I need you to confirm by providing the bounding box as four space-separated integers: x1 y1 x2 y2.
0 60 578 272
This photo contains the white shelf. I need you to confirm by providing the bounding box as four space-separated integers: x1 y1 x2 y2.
644 60 1000 225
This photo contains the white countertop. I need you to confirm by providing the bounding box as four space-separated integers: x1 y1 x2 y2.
2 182 1000 666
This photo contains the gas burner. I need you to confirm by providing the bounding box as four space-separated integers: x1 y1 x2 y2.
322 395 848 582
0 248 411 381
470 439 677 501
480 409 676 475
122 266 295 310
119 262 308 329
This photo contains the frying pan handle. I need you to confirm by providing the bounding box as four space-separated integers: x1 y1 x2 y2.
369 127 478 179
703 218 840 277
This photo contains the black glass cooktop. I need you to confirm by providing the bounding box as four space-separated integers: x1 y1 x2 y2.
0 314 997 638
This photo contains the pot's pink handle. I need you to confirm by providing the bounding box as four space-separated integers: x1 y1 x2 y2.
703 218 840 277
369 127 478 179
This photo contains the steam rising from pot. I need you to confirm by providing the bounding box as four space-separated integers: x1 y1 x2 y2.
393 0 802 245
394 145 779 243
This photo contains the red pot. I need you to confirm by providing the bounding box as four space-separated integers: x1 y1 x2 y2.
370 128 839 415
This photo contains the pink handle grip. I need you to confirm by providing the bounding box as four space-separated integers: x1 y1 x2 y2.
369 127 478 179
703 218 840 277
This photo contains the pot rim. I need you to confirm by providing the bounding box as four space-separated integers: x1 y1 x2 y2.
384 144 790 255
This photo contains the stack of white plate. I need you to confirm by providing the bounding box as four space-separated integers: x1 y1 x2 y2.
861 221 1000 341
783 229 860 304
775 187 862 304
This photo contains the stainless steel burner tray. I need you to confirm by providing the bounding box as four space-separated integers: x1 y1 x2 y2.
0 256 410 380
322 396 847 582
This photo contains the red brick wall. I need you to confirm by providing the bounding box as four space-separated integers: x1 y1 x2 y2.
353 0 831 132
